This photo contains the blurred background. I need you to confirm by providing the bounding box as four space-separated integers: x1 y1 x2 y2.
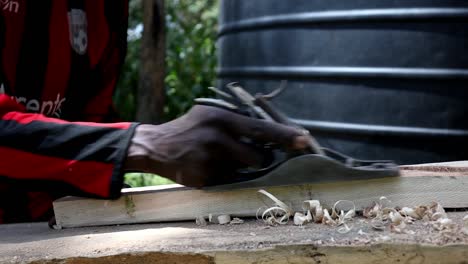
117 0 219 187
115 0 218 122
120 0 468 186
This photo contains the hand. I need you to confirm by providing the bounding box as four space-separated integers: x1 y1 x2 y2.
124 105 309 187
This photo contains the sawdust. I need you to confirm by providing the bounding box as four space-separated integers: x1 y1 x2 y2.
400 165 468 173
29 252 215 264
200 214 468 248
400 165 468 176
2 215 467 263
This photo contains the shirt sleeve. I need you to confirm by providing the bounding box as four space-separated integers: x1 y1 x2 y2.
0 94 138 199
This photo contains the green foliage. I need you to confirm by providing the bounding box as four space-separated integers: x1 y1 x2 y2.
114 0 218 121
124 173 174 187
116 0 219 187
165 0 218 120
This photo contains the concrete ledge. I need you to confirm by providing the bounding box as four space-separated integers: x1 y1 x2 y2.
1 212 467 264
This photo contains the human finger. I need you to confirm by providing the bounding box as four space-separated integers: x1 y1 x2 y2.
220 112 310 149
216 133 264 166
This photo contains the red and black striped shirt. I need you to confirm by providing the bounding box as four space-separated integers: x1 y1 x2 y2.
0 0 137 223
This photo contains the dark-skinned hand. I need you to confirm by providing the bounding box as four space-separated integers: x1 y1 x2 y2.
124 105 309 187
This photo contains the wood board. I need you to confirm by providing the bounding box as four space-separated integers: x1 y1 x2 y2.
53 161 468 228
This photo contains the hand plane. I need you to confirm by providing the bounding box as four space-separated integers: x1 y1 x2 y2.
195 81 399 190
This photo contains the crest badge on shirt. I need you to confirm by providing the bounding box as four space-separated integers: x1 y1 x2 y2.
68 9 88 55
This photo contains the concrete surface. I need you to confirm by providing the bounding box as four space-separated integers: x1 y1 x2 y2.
0 212 467 264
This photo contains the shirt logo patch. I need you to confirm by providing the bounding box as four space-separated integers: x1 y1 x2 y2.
1 0 19 14
68 9 88 55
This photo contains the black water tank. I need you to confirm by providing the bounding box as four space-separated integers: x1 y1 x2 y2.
217 0 468 165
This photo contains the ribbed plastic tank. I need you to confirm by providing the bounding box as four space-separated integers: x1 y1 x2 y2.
217 0 468 164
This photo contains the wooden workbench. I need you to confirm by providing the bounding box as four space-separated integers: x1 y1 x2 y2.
0 212 467 264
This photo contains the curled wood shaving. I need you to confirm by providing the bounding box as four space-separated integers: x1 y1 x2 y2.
332 200 356 233
363 202 380 218
257 189 293 226
302 200 320 211
379 196 392 207
462 215 468 236
257 192 357 233
364 198 461 235
389 211 404 225
255 190 463 237
400 207 420 219
52 224 63 230
337 223 353 234
218 214 232 225
230 217 245 225
305 210 313 222
390 222 407 234
293 212 309 226
302 200 323 223
414 205 429 219
370 218 386 231
364 197 415 233
314 205 324 223
322 209 334 225
311 200 357 233
432 218 456 231
195 216 207 226
364 197 426 233
333 200 356 220
364 197 392 231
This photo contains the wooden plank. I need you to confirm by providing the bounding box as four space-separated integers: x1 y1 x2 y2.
53 161 468 228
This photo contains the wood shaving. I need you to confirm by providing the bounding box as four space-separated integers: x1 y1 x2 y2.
462 215 468 236
400 207 420 219
255 190 465 238
337 223 352 234
217 214 232 225
357 229 368 236
363 198 463 236
302 200 320 211
257 189 293 226
379 235 391 242
389 211 404 225
331 200 356 233
432 218 455 231
302 200 321 222
257 191 357 232
322 209 334 225
370 218 386 231
379 196 392 207
363 202 380 218
195 216 207 226
52 224 63 230
230 217 244 225
305 210 313 222
363 197 421 233
364 198 392 231
390 222 406 234
430 202 448 219
293 212 308 226
314 205 324 223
